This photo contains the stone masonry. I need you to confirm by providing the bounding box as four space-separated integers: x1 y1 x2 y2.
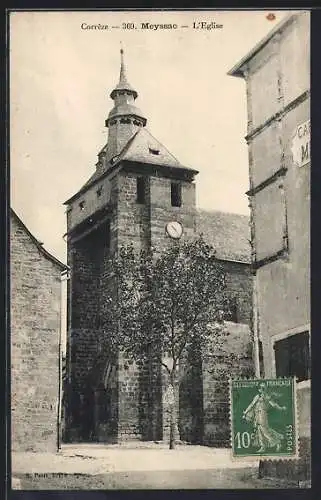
11 209 67 452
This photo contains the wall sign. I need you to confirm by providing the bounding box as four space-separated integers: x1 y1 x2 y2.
291 119 310 168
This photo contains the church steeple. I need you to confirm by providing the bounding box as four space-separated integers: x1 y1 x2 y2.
105 47 147 159
106 47 147 128
110 47 138 100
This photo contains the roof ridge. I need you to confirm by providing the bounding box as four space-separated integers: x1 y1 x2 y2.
67 129 142 200
197 208 250 218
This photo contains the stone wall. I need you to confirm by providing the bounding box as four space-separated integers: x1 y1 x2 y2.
66 220 117 441
178 258 253 446
11 213 63 452
67 176 111 232
202 322 253 447
116 171 173 441
149 176 197 253
221 260 252 326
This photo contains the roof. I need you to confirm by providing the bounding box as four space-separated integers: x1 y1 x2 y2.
108 103 146 122
110 48 138 100
227 12 302 78
11 208 68 270
117 128 197 173
110 79 137 99
197 209 251 263
64 127 198 204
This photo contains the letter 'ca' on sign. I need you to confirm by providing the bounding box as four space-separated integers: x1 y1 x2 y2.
291 119 310 168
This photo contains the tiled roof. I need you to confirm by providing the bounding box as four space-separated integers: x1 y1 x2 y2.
65 128 198 203
108 103 146 121
116 128 197 172
79 169 103 191
110 79 137 99
197 209 251 263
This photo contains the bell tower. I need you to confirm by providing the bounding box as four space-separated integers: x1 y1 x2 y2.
64 48 199 443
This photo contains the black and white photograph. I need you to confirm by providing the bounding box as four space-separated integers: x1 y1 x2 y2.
9 9 310 490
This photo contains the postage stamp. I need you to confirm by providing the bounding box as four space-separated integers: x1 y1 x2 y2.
230 378 298 460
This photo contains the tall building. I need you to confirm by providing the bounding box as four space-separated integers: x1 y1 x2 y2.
64 49 253 445
11 209 67 452
228 11 310 480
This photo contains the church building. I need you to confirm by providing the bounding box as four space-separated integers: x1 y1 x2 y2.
64 50 253 445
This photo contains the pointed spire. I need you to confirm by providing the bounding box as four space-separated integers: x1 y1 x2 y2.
119 43 127 84
107 45 147 129
110 45 138 100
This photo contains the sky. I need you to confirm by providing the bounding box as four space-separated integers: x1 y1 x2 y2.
10 9 294 263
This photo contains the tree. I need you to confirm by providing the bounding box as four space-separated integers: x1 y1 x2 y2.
103 235 231 449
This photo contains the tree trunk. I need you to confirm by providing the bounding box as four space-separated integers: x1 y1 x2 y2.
169 400 176 449
168 376 179 450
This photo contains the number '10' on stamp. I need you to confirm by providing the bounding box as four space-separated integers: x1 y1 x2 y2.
230 378 298 460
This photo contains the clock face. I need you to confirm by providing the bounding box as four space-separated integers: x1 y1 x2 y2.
165 221 183 239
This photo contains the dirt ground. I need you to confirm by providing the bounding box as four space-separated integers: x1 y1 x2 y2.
14 468 299 490
11 444 302 490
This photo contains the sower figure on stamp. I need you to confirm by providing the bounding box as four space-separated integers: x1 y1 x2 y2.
242 383 287 453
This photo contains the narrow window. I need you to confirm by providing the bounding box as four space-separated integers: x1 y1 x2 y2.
171 182 182 207
136 177 146 204
274 331 310 382
79 201 85 211
96 186 103 198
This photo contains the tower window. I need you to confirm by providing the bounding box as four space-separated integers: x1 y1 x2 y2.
120 118 131 124
171 183 182 207
136 177 146 204
96 186 103 198
79 201 85 211
149 147 160 155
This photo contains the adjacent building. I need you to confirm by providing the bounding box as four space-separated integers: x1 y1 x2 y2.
228 11 310 480
64 50 253 445
11 209 67 452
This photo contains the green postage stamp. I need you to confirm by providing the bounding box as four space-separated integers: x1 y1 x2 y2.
230 378 298 460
